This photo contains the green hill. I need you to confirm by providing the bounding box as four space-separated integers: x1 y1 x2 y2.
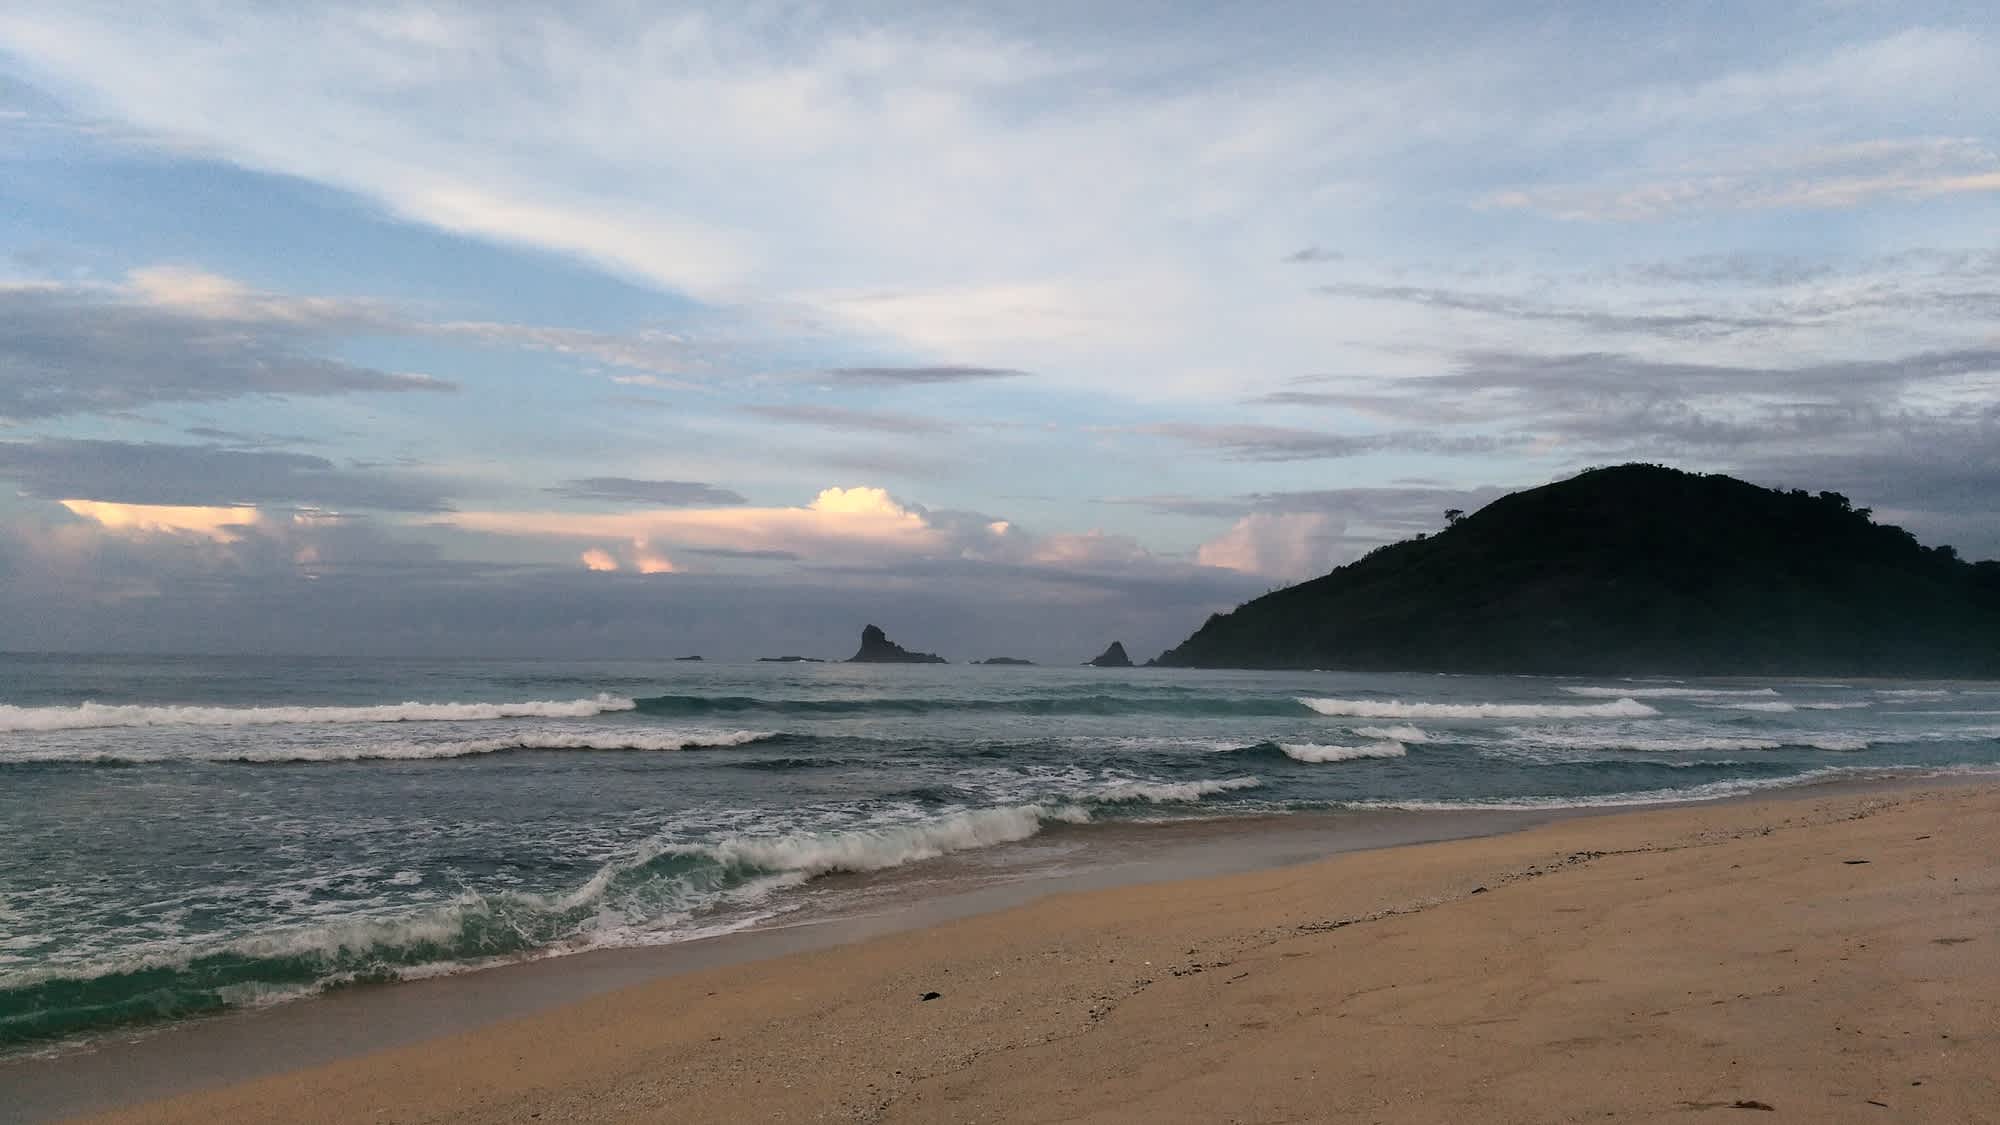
1155 465 2000 675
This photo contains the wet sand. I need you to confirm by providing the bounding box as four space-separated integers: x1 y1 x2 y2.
41 782 2000 1123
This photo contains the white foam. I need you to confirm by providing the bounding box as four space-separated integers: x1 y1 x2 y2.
1354 724 1430 743
0 694 637 733
1089 777 1263 803
1876 689 1951 699
1512 734 1786 753
0 729 773 764
701 803 1092 877
1699 701 1797 712
1300 697 1659 720
1278 741 1408 763
229 729 774 763
1561 686 1780 698
1344 764 1989 812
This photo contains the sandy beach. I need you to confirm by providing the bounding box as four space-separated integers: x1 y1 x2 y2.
50 781 2000 1124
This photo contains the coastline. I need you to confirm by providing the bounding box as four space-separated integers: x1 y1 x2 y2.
14 774 1997 1123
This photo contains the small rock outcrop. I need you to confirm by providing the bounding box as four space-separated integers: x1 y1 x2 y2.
674 655 704 661
757 655 825 663
848 624 947 664
974 657 1035 666
1087 642 1134 668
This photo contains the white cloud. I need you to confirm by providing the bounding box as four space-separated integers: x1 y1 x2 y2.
1196 512 1347 579
1488 137 2000 221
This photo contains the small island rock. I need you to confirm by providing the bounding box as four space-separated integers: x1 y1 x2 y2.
1087 642 1134 668
848 624 947 664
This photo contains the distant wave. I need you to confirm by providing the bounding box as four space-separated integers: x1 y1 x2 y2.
1299 697 1658 720
0 729 777 766
634 693 1311 718
0 695 636 733
1498 733 1874 754
1561 686 1780 699
1696 701 1873 713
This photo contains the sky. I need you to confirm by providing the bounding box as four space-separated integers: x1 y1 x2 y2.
1 1 1997 661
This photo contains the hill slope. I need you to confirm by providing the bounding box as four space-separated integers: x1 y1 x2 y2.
1155 465 2000 675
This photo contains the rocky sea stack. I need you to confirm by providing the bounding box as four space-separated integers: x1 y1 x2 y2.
848 624 947 664
1087 642 1134 668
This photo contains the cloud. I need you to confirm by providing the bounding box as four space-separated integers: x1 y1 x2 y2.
1487 136 2000 222
548 477 747 506
741 403 952 434
1317 283 1786 338
0 277 453 421
819 365 1031 386
445 484 949 564
579 547 619 571
1134 423 1502 462
59 499 262 541
1283 246 1343 263
0 439 455 511
1195 512 1347 580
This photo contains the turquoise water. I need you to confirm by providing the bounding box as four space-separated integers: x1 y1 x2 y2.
2 653 1996 1049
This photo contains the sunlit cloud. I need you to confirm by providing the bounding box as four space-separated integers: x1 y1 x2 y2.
450 485 950 563
59 499 263 541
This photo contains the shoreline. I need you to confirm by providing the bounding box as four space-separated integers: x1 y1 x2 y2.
10 770 1995 1123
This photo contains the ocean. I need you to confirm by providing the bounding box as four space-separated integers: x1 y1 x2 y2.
3 652 1997 1053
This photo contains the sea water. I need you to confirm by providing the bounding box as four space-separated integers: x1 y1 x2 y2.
2 652 1996 1050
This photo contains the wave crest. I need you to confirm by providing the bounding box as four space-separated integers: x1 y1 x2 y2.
1299 697 1658 720
0 695 636 733
1278 741 1408 763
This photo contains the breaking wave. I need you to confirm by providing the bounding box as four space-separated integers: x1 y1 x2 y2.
1277 741 1409 763
1561 686 1780 698
0 695 636 733
1299 697 1659 720
1088 777 1263 803
0 802 1096 1046
0 730 778 766
1354 724 1430 743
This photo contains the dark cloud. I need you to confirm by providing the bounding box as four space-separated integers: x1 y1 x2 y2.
1283 246 1343 263
183 426 325 449
1248 389 1493 423
1726 422 2000 559
1436 347 2000 402
1612 254 1838 287
1136 423 1503 462
0 287 454 420
547 477 747 506
742 403 952 434
820 365 1029 385
1317 282 1785 337
1106 485 1510 538
0 439 454 511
